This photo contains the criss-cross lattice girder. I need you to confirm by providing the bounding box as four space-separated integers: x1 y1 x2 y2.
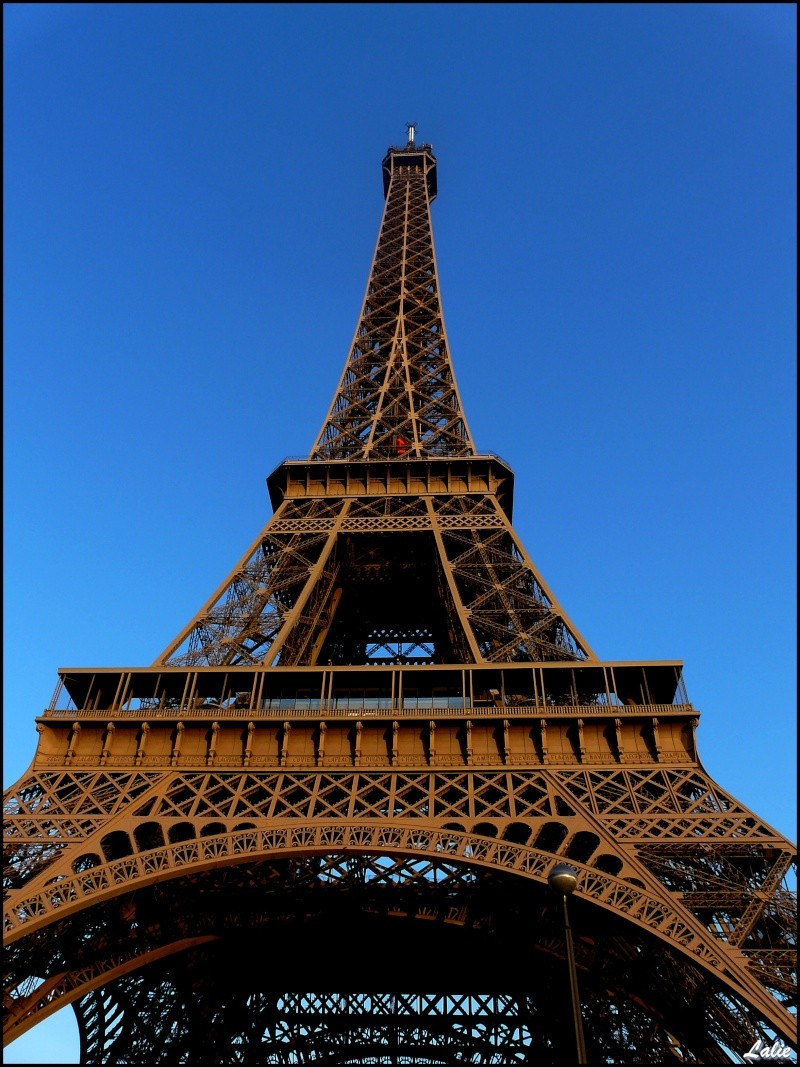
312 142 474 460
4 133 794 1062
153 140 593 668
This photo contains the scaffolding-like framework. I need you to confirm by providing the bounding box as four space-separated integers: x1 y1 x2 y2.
3 132 796 1064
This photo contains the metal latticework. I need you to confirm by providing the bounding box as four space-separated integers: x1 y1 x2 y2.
152 133 592 672
311 138 473 461
3 131 796 1064
159 492 591 669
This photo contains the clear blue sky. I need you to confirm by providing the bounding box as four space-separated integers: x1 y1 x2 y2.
3 4 796 1062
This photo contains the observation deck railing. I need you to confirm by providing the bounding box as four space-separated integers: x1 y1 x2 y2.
40 701 695 721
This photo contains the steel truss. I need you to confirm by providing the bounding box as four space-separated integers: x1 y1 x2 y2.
3 132 796 1063
5 845 792 1063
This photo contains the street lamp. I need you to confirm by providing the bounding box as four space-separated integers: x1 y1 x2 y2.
548 862 588 1064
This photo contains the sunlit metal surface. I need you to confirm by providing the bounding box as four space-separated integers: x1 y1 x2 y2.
3 133 795 1063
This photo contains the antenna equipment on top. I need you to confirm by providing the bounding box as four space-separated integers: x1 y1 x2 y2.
406 122 417 145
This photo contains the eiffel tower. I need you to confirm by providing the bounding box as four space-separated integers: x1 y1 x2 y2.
4 127 796 1065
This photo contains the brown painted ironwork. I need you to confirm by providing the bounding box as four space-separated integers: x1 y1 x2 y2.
4 131 796 1064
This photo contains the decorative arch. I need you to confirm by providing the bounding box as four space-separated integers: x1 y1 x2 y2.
5 820 787 1048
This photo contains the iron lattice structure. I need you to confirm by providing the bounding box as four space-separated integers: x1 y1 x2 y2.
4 131 796 1064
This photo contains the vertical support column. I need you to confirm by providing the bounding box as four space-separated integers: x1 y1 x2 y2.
66 722 81 765
135 723 150 767
100 723 115 766
208 722 220 767
171 722 185 766
651 718 661 761
317 721 327 767
354 721 362 766
614 717 624 763
244 722 255 767
576 719 586 762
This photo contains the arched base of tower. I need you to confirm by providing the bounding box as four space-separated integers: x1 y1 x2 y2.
12 854 764 1063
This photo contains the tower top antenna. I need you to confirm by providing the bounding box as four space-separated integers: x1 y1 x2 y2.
406 122 417 146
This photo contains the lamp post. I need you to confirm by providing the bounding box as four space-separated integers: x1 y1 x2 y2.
548 862 588 1065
